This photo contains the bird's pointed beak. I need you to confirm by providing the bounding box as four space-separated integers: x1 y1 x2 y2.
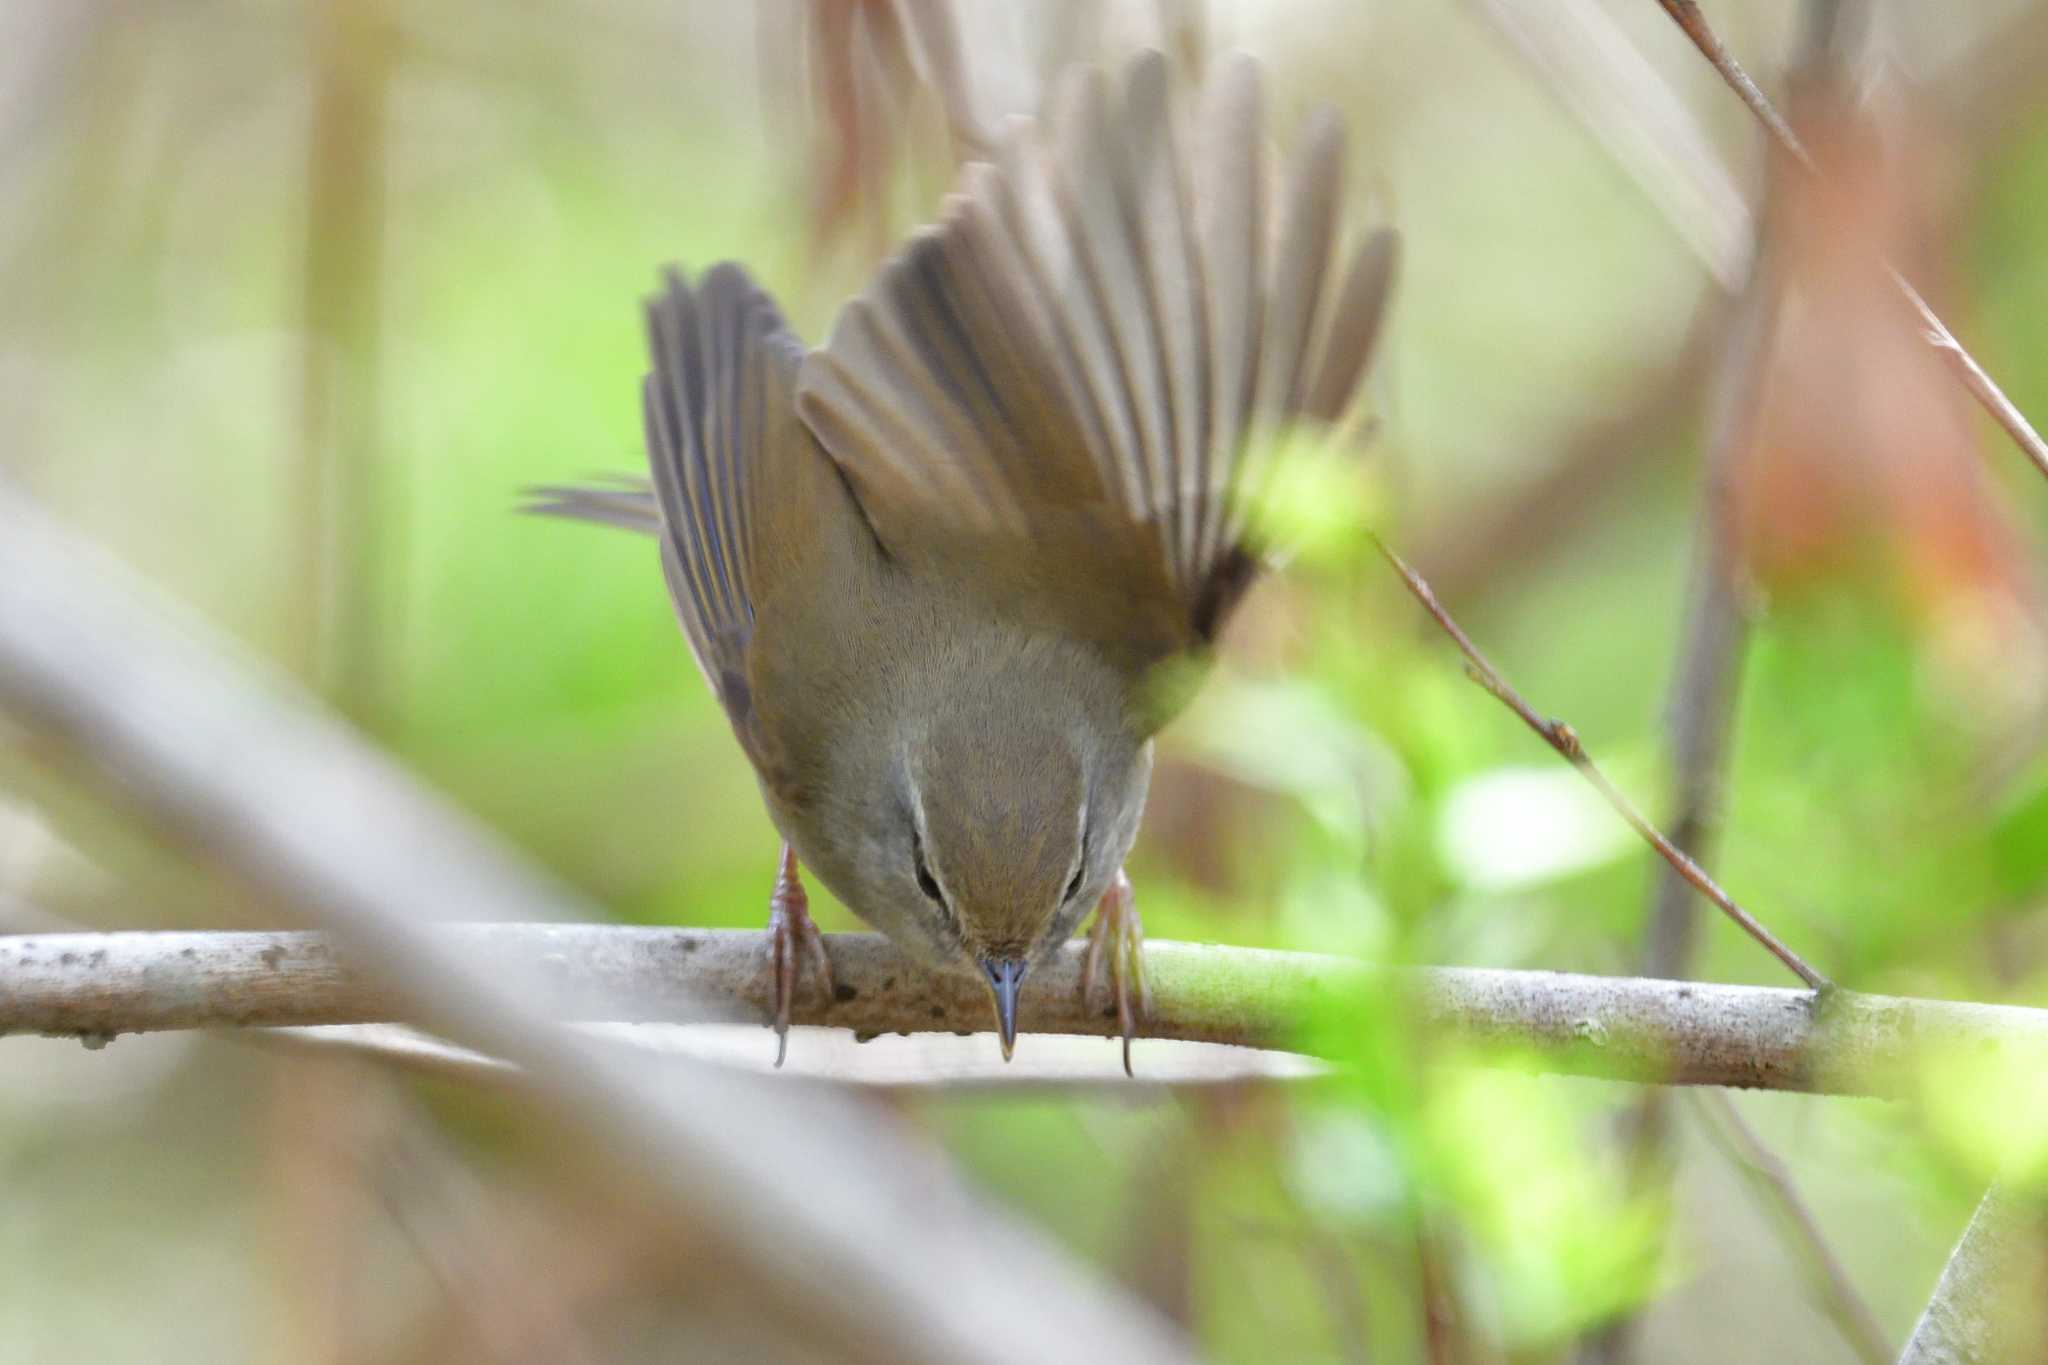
981 957 1027 1061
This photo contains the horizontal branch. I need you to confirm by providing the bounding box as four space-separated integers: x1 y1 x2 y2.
5 926 2044 1098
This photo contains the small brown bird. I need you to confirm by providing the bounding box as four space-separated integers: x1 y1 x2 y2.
530 51 1394 1070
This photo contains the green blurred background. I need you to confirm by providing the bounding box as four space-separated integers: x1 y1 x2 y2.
6 0 2048 1360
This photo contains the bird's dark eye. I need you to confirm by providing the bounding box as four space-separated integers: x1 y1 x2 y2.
911 830 945 906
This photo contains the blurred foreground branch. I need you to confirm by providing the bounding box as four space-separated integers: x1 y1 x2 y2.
1470 0 1750 288
0 479 1189 1365
4 926 2045 1100
1899 1185 2048 1364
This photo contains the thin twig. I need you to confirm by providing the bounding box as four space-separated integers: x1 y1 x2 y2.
1417 1222 1461 1365
1371 535 1829 991
1889 267 2048 483
1690 1091 1892 1365
1657 2 1810 160
1482 0 2048 507
7 927 2047 1098
1303 1233 1374 1365
1653 0 2048 483
371 1112 605 1365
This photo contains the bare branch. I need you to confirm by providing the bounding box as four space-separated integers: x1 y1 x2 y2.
1372 535 1828 991
4 926 2046 1099
1652 0 2048 483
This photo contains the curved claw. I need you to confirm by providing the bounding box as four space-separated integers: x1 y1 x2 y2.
1078 869 1150 1076
766 844 835 1067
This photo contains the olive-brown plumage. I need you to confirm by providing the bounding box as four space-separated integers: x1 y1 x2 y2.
528 51 1396 1068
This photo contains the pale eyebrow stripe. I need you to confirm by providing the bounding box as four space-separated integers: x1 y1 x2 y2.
1068 799 1089 898
902 769 960 922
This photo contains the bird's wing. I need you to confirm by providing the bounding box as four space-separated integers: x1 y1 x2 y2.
796 51 1395 691
534 264 875 769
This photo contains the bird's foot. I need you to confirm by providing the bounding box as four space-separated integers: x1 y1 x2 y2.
766 844 834 1068
1079 869 1151 1077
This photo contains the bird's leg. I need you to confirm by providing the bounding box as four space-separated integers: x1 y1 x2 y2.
766 842 834 1068
1078 868 1151 1076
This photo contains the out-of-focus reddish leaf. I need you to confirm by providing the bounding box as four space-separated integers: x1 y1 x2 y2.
1733 77 2047 711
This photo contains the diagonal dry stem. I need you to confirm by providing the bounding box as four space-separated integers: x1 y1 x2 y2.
1652 0 2048 483
1691 1091 1891 1364
1371 534 1830 991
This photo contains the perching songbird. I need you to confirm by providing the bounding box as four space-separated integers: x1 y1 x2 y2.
529 51 1395 1070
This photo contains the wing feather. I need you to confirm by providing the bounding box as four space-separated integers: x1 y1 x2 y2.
1304 228 1399 423
1193 55 1267 575
1119 52 1207 593
796 52 1395 689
